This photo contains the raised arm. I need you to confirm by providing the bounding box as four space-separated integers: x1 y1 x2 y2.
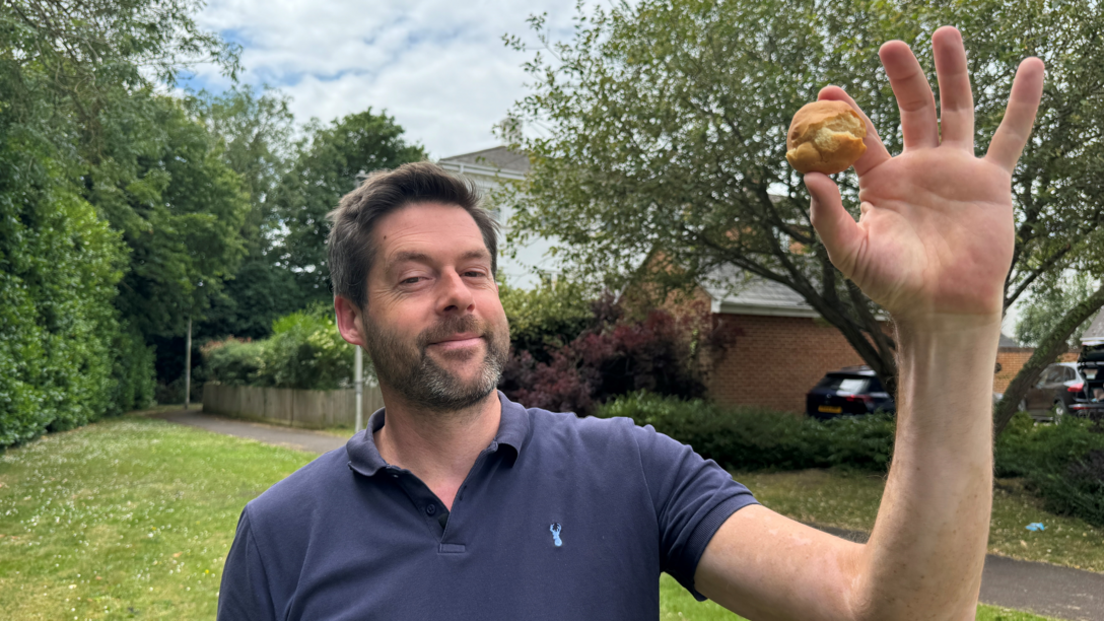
694 26 1045 621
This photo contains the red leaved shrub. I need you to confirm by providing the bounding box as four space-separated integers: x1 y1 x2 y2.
499 297 734 416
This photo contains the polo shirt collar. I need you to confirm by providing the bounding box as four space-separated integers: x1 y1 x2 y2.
346 391 530 477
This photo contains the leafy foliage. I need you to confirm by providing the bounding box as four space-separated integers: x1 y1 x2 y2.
504 0 1104 416
97 96 251 340
499 295 730 416
187 86 306 341
271 110 425 304
499 278 596 363
995 413 1104 527
0 0 237 445
0 131 134 445
597 392 896 472
1015 274 1099 349
202 305 363 391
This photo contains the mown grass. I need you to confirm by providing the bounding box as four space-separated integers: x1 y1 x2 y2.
0 416 1073 620
738 469 1104 572
0 416 314 620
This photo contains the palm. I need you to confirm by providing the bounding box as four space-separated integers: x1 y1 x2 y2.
807 29 1044 322
845 151 1013 317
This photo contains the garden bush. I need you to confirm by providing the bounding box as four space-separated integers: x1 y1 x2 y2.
596 392 895 472
500 295 731 416
499 278 596 364
995 412 1104 526
202 304 361 390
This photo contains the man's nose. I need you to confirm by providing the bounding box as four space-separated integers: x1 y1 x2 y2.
437 270 474 314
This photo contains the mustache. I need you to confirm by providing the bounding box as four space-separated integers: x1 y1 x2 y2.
417 315 486 349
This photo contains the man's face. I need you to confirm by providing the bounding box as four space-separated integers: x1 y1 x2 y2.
360 202 509 412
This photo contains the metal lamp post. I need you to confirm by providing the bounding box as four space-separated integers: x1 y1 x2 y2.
184 317 192 410
353 170 370 432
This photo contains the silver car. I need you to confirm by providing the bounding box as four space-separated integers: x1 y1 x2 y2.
1020 362 1103 420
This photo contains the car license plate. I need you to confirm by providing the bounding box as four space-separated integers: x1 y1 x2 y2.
818 405 842 414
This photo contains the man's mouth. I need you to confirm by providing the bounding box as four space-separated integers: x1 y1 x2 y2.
428 333 484 351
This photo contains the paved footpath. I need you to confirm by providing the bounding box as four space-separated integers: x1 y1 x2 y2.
152 409 350 454
155 409 1104 621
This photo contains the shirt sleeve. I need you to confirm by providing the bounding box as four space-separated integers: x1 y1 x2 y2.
629 421 758 600
218 506 279 621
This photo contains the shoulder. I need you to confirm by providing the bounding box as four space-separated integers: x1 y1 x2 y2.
516 405 691 475
244 447 351 527
524 406 650 448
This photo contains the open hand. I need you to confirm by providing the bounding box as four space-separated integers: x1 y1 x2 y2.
806 26 1044 323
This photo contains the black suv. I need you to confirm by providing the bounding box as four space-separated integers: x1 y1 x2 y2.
1021 352 1104 420
806 366 895 419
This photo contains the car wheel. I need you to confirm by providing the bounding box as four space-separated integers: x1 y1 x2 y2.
1053 400 1069 422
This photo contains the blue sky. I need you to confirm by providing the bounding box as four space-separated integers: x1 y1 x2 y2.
191 0 579 159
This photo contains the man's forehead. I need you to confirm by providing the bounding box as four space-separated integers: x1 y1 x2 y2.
373 203 489 265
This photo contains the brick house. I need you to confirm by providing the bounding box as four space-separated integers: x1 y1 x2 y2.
703 274 1090 412
700 276 881 412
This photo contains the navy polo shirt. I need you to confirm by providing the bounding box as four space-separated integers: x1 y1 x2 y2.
217 393 757 620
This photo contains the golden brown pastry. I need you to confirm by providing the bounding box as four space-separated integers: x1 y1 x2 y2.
785 101 867 174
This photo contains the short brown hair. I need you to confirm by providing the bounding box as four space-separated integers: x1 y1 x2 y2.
326 161 499 309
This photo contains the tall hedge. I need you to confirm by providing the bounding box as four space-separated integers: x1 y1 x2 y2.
0 127 153 447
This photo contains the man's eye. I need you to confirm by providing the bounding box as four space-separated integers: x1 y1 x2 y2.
464 271 487 278
401 277 423 285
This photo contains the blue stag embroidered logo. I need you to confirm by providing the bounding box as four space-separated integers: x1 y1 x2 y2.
550 523 563 547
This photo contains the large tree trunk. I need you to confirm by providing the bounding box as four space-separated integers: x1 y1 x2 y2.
993 281 1104 435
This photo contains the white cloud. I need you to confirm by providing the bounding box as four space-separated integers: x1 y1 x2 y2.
193 0 578 158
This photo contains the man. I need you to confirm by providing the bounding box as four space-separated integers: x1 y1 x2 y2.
219 27 1044 620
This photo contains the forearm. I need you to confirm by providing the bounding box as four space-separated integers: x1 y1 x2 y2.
856 314 1001 620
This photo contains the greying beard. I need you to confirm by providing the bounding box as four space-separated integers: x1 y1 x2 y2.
363 314 508 414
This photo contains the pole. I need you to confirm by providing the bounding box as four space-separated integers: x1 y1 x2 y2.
353 169 370 433
184 317 192 410
354 346 363 432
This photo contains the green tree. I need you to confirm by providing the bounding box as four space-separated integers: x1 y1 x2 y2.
1016 274 1100 349
92 96 250 341
0 0 239 444
188 86 305 340
272 110 426 304
504 0 1104 432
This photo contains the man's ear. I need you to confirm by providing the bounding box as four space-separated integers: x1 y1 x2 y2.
334 296 366 347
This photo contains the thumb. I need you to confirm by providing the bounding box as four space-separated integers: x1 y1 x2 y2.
805 173 862 276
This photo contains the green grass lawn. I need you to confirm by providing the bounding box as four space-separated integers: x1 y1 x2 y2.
0 415 315 620
0 416 1077 620
738 469 1104 573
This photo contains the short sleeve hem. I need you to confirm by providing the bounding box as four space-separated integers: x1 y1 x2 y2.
672 492 760 601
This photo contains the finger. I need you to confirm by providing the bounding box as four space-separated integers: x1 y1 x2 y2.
932 26 975 148
880 40 940 150
817 86 892 176
986 57 1045 173
806 173 862 278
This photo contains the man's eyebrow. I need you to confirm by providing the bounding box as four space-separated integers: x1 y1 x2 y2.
388 249 490 266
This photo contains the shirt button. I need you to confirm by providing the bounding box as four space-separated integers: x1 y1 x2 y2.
425 504 437 516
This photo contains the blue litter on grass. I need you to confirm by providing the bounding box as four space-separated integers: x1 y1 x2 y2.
1025 522 1046 532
